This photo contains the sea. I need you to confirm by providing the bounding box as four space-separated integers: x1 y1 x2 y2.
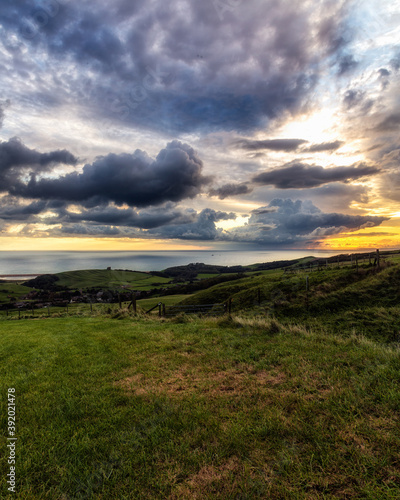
0 250 339 276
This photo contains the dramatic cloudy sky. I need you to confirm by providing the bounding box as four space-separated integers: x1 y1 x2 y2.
0 0 399 250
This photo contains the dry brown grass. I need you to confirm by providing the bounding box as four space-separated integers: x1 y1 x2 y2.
169 456 251 499
115 364 287 399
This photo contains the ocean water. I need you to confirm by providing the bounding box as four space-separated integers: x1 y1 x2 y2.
0 250 338 275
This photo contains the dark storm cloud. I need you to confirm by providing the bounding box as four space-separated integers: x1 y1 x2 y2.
60 204 196 230
37 206 236 239
228 199 388 246
0 137 77 174
235 139 308 152
209 183 252 200
304 141 344 153
0 197 48 221
252 162 379 189
60 224 122 236
53 207 236 240
0 0 354 133
0 138 78 194
9 141 211 207
151 208 236 241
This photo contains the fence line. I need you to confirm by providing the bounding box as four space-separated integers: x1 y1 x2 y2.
164 302 226 317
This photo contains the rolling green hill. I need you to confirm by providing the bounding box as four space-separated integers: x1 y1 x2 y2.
177 261 400 343
54 268 172 291
0 282 33 303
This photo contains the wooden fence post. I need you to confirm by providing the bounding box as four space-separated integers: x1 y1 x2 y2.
306 276 309 292
118 294 122 309
132 295 136 314
18 309 21 320
376 249 380 267
356 255 359 273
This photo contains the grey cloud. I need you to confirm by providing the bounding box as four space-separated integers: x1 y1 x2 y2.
0 137 78 193
209 183 252 200
310 183 370 207
252 162 379 189
374 113 400 132
337 54 358 75
317 12 349 56
343 89 365 109
0 197 48 221
42 206 236 240
390 51 400 71
378 68 391 89
0 0 354 133
9 141 212 207
251 208 276 215
378 68 390 77
0 137 77 174
228 199 388 246
150 208 236 241
235 138 308 152
0 100 10 128
60 204 197 230
304 141 344 153
60 224 122 236
246 183 370 212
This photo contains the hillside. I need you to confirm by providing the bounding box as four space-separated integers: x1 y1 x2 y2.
45 269 171 291
177 260 400 343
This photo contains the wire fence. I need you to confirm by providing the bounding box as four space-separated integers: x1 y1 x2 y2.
164 302 226 317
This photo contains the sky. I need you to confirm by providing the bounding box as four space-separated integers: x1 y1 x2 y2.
0 0 400 251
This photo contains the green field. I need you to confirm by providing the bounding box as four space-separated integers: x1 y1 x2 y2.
55 269 172 291
178 261 400 342
137 294 194 312
0 315 399 499
0 283 33 304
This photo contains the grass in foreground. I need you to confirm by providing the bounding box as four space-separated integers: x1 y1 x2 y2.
0 316 399 499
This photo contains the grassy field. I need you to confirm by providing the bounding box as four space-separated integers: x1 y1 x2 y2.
55 269 172 291
0 294 194 320
178 261 400 342
0 283 33 304
137 295 194 312
0 315 399 499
